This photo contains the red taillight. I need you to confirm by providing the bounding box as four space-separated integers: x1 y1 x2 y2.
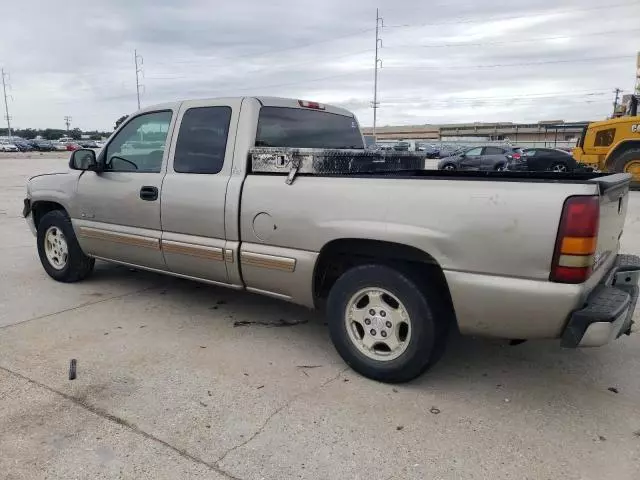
550 196 600 283
512 153 521 161
298 100 325 110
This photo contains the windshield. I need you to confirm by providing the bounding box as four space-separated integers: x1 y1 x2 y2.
255 106 364 149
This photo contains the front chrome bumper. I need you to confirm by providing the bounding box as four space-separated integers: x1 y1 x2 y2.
561 254 640 347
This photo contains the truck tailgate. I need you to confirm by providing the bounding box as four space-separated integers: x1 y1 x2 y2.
591 174 632 276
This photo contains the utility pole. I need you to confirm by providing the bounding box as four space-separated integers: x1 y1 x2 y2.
1 68 12 138
372 8 383 141
64 116 72 134
134 49 144 110
612 87 622 117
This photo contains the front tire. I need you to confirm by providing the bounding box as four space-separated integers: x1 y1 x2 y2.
326 264 450 383
37 210 95 282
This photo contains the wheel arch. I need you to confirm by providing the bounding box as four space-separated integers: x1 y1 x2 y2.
312 238 455 319
31 200 68 231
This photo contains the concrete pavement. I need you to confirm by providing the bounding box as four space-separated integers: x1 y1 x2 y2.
1 155 639 479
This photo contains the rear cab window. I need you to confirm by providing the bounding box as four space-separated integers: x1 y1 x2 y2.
255 106 364 149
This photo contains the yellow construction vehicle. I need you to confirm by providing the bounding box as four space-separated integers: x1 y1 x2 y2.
573 95 640 187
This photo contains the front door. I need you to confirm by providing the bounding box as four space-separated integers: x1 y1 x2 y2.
74 110 176 270
459 147 483 169
159 99 241 284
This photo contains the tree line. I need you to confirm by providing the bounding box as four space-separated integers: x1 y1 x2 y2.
0 127 112 141
0 116 129 141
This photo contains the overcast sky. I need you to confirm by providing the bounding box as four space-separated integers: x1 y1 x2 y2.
1 0 639 130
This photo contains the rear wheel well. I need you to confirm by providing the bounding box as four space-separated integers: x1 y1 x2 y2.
313 239 455 315
605 141 640 170
32 201 67 230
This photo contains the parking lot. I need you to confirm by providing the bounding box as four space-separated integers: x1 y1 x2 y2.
1 153 639 480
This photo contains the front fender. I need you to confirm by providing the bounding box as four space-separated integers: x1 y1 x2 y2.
27 171 81 217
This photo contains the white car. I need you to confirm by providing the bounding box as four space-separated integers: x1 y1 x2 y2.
0 142 19 152
53 142 68 151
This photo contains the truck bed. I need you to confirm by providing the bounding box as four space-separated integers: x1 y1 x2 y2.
248 147 629 190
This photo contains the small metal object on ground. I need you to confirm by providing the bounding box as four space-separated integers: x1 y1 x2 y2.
69 359 77 380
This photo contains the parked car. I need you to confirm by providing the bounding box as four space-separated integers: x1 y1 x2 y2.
66 143 82 151
29 139 56 152
23 96 639 383
53 142 68 151
78 140 99 148
506 148 579 172
438 145 522 171
393 141 410 152
12 140 35 152
0 142 19 152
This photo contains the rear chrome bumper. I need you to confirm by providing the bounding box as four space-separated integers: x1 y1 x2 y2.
561 254 640 347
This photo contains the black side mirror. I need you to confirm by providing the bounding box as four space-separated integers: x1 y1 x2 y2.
69 149 99 171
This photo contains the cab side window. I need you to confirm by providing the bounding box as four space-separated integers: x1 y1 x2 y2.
105 111 172 173
465 147 483 156
594 128 616 147
173 106 232 174
484 146 505 155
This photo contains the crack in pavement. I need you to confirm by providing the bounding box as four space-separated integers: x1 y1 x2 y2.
0 364 243 480
0 284 162 330
215 366 350 468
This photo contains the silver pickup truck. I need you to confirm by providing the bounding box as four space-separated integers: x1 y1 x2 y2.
24 96 640 383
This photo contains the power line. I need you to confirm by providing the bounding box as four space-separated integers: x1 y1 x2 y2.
612 87 622 116
384 1 639 29
64 116 72 133
386 27 640 49
134 49 144 110
145 48 373 81
384 55 636 70
372 8 383 140
1 68 11 138
150 27 374 68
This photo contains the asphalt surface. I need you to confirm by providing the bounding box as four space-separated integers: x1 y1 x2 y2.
1 153 639 480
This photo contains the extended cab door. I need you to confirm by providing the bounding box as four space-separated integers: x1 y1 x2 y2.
74 110 176 270
159 98 241 284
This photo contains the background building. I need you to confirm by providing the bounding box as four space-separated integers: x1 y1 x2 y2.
362 120 589 147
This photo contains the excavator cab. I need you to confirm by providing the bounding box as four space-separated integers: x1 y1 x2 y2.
573 95 640 188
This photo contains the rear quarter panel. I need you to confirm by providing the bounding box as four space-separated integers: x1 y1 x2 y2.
240 175 598 280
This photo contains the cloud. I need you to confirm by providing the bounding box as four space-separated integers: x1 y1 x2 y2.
0 0 638 130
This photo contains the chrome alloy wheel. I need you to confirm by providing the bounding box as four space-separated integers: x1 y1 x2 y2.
344 288 412 361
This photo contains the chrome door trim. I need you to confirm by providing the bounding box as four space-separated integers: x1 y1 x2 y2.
240 251 296 272
78 226 160 250
161 240 224 261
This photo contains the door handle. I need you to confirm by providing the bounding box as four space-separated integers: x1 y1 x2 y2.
140 186 158 201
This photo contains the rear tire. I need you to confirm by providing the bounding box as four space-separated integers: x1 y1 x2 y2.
326 264 450 383
441 163 456 171
37 210 95 282
494 163 506 171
